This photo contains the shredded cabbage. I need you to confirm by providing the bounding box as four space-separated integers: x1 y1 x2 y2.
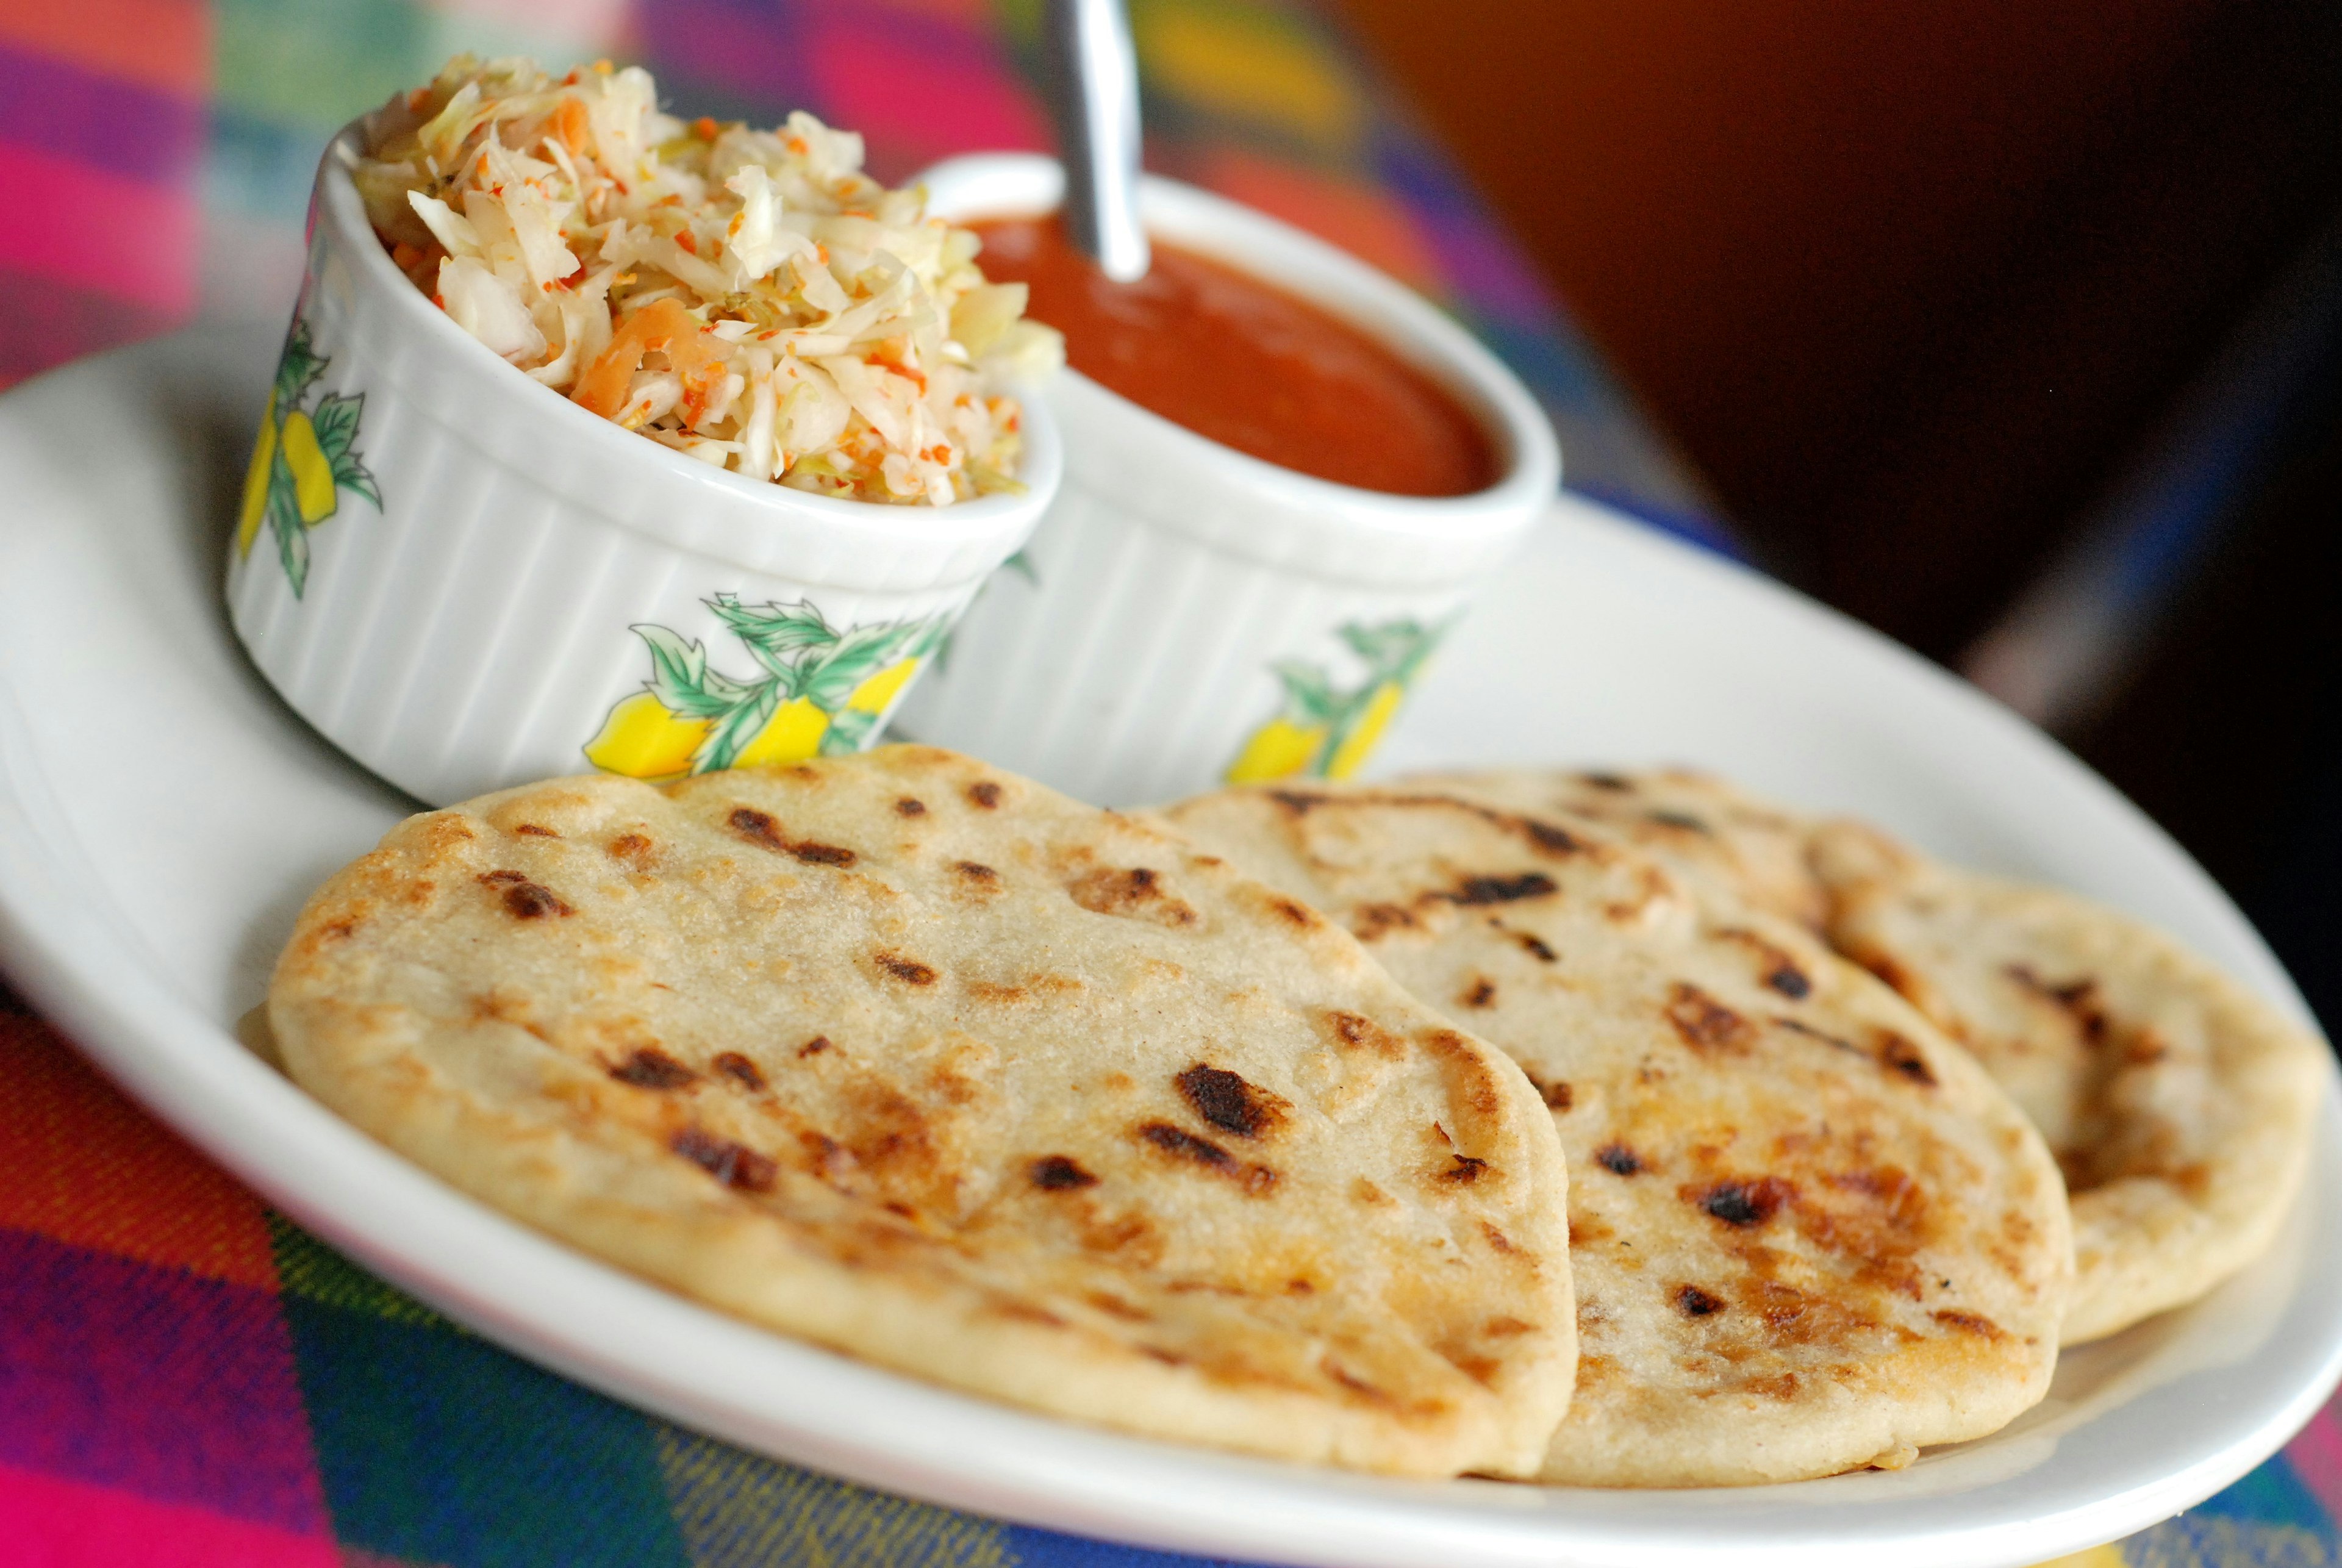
357 55 1062 505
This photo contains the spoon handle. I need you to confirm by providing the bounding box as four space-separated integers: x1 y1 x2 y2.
1044 0 1151 282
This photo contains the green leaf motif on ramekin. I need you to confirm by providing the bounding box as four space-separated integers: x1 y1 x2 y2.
584 595 953 782
1225 615 1454 786
273 326 325 410
238 319 382 599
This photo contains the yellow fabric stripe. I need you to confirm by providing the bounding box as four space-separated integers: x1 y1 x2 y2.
654 1424 1012 1567
2029 1546 2127 1568
1135 0 1360 152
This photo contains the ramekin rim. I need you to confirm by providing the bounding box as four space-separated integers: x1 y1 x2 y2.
916 151 1561 538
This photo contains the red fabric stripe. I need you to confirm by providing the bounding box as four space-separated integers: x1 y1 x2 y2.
0 0 207 99
0 1227 329 1531
0 140 198 314
807 13 1047 179
0 1017 278 1291
0 263 173 389
0 1463 337 1568
2285 1400 2342 1530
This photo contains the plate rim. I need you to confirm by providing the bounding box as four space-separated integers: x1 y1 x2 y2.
2 329 2339 1568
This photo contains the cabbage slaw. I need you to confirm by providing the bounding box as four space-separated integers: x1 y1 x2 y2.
356 56 1061 506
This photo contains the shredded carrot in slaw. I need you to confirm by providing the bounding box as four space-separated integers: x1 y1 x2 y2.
354 54 1061 504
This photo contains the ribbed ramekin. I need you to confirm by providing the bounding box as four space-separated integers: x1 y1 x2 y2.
892 155 1558 807
225 123 1061 808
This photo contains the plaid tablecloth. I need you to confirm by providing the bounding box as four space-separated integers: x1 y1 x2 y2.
0 2 2333 1564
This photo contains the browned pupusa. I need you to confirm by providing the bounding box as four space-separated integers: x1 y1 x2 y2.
1810 820 2329 1343
1400 767 1828 930
1422 765 2330 1349
1162 783 2072 1487
267 746 1574 1477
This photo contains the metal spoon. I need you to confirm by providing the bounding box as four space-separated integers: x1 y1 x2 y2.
1043 0 1151 282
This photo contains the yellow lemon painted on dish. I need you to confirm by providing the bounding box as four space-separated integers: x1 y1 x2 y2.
1227 718 1328 785
733 695 831 768
1327 681 1404 780
237 395 278 559
584 692 714 780
281 409 338 523
844 656 921 715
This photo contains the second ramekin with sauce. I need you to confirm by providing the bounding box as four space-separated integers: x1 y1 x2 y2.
226 60 1062 807
893 154 1560 806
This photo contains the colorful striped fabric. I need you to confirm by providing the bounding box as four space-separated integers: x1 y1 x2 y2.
0 1 2325 1562
6 995 2341 1567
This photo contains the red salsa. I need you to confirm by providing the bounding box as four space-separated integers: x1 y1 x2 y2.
969 217 1498 498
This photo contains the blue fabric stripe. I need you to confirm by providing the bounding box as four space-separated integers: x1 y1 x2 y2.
281 1284 692 1567
204 105 329 223
1008 1520 1259 1566
2188 1452 2335 1529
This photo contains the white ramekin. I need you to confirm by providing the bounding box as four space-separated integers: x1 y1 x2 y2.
892 154 1559 807
225 124 1061 808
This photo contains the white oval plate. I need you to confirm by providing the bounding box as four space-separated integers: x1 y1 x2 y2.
2 328 2337 1568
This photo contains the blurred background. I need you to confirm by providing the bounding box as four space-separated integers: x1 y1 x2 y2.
5 0 2339 1022
1336 0 2342 1029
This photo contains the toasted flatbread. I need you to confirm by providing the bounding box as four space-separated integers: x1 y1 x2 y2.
1810 821 2329 1343
1386 767 2327 1342
1162 783 2071 1487
1404 768 1827 929
269 747 1574 1477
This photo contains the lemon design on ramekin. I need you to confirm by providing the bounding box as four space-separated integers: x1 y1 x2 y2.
1228 717 1327 784
237 393 279 554
281 409 342 522
1326 679 1406 779
581 695 714 781
238 321 380 597
730 697 833 770
1225 619 1447 786
586 595 950 781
